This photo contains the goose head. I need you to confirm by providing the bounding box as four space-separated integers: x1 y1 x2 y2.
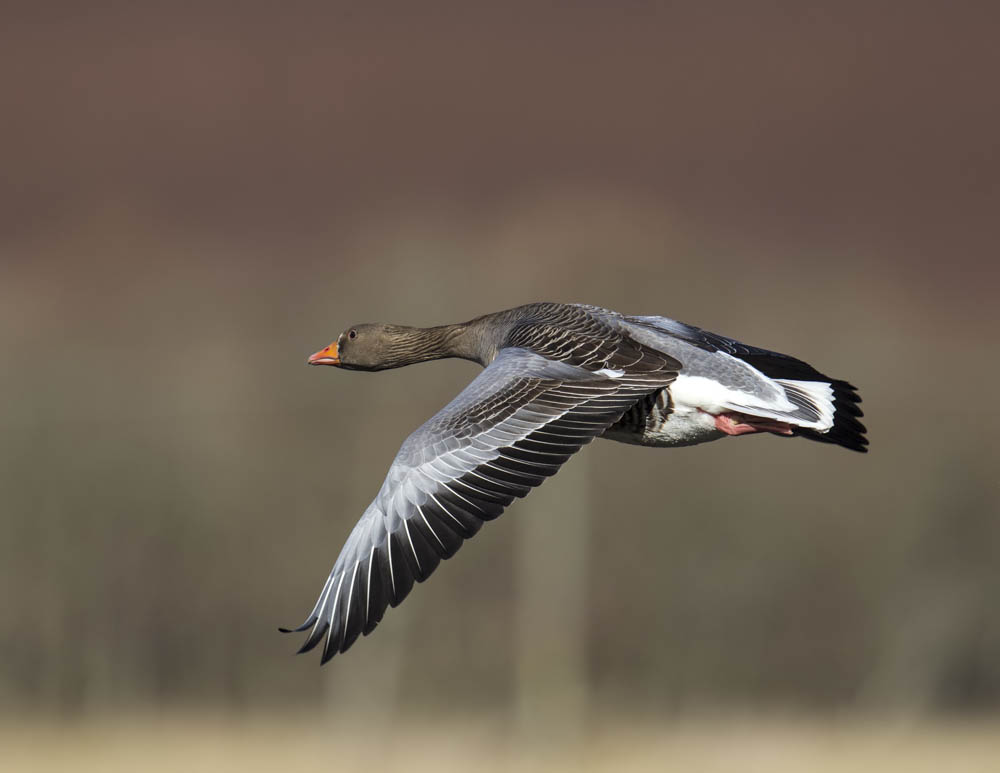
308 323 463 371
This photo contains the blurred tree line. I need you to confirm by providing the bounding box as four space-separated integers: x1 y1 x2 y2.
2 207 997 717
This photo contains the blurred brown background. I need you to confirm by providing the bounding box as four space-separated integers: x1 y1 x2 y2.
2 1 999 769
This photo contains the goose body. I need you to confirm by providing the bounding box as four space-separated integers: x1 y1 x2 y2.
286 302 867 663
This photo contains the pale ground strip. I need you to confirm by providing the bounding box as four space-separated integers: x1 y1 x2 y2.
3 713 999 773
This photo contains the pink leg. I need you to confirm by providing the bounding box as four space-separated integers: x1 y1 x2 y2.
713 412 794 437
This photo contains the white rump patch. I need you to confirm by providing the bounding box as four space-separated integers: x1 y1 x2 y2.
775 379 836 431
670 374 836 431
670 374 782 414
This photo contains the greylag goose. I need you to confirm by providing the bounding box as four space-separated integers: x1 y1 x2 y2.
284 302 867 663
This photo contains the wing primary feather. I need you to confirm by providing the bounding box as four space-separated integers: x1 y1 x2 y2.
297 620 330 655
321 573 346 662
480 460 544 487
402 519 423 574
278 614 317 634
497 448 567 467
385 532 415 605
387 532 397 600
515 436 576 450
532 426 594 440
365 546 375 630
427 490 479 533
417 505 465 557
464 467 530 496
291 569 337 642
340 560 361 652
296 571 338 652
493 452 561 476
416 505 446 551
449 475 512 506
438 481 488 514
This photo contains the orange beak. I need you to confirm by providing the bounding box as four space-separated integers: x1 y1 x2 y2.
307 341 340 366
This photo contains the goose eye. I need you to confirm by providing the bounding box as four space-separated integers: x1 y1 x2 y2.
348 329 357 340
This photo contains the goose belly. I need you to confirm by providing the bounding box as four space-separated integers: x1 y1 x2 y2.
601 386 726 448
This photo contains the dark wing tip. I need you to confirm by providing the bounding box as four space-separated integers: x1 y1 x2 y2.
279 615 318 634
296 620 330 654
320 648 337 665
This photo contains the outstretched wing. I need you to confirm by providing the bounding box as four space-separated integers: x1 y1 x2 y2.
283 345 677 663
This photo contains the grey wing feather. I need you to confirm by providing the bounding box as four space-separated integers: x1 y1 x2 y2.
622 316 793 406
283 346 676 663
627 314 805 362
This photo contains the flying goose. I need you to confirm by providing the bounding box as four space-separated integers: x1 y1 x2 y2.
284 302 867 663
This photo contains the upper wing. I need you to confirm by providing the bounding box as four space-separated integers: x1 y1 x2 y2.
283 346 677 663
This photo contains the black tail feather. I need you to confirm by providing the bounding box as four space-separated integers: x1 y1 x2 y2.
735 351 869 454
792 379 868 453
